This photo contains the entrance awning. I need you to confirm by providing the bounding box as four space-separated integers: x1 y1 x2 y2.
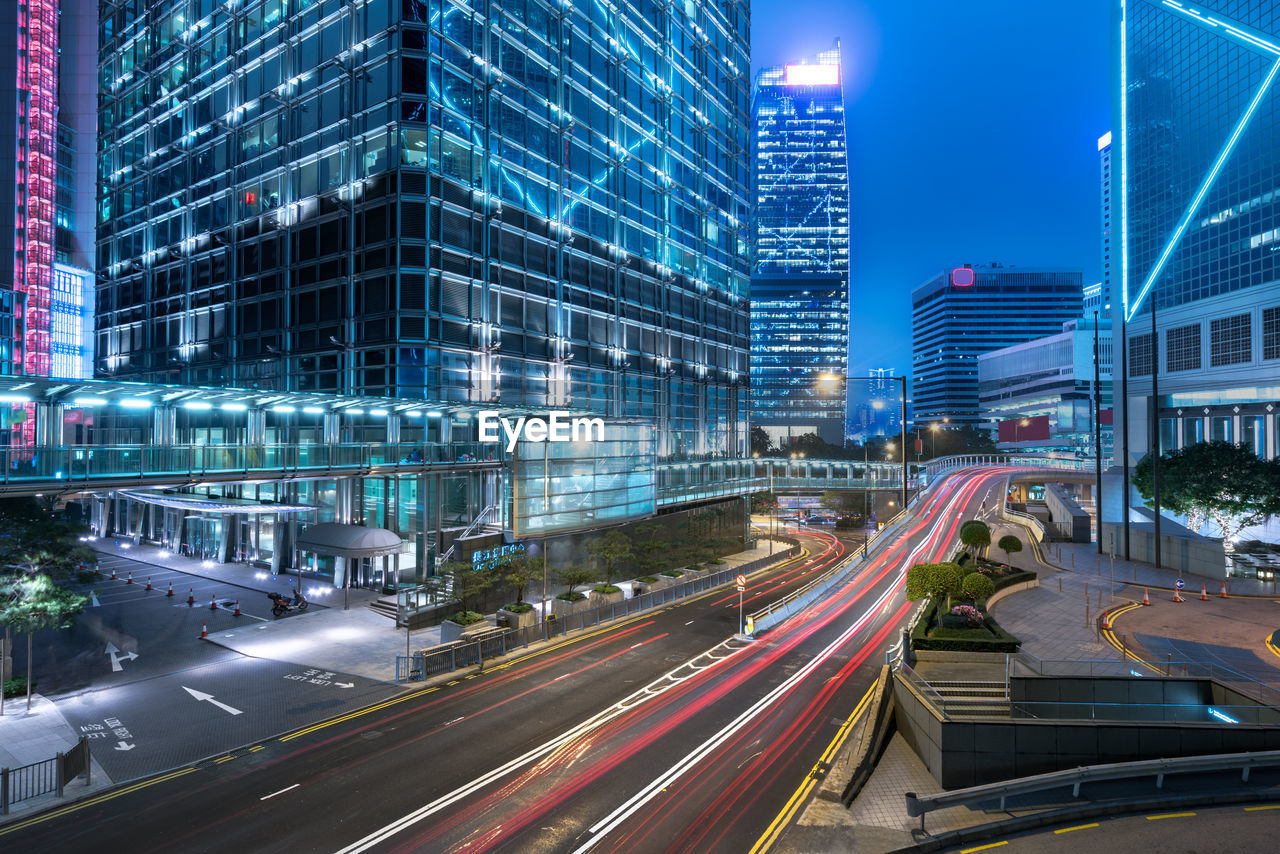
296 523 405 558
121 491 317 515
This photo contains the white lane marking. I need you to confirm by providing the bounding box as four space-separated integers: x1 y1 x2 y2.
573 481 970 852
334 640 753 854
442 717 464 727
260 783 300 801
685 621 694 625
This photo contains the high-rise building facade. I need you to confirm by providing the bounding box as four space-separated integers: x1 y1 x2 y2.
749 42 850 446
0 0 96 387
1097 130 1113 319
1110 0 1280 548
846 367 904 442
96 0 750 459
912 263 1083 427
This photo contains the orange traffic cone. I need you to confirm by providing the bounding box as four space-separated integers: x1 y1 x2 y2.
126 573 133 585
110 568 117 580
166 581 174 597
1200 583 1208 601
233 600 241 617
187 588 195 606
200 622 208 639
210 594 218 610
1173 586 1184 603
145 577 152 590
1142 588 1151 606
1221 582 1228 599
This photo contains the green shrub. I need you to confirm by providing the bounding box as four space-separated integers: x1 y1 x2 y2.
660 569 684 577
961 572 995 602
685 564 703 572
593 584 621 594
446 611 486 626
556 591 586 602
636 575 659 583
502 602 533 613
3 677 35 699
706 558 725 565
908 597 1021 653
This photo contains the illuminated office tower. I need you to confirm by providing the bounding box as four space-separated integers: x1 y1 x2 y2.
96 0 750 458
912 264 1083 427
750 42 850 447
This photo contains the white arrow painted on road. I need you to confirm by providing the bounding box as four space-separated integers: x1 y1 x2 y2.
90 592 100 607
114 741 135 751
183 686 243 716
334 682 354 689
105 642 139 672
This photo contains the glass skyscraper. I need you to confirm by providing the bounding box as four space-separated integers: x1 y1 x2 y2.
1115 0 1280 469
912 264 1083 428
749 42 850 447
96 0 750 459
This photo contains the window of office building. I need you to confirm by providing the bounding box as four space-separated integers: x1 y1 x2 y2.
1183 416 1203 446
1264 306 1280 361
1211 416 1233 442
1209 313 1251 367
1158 418 1177 452
1128 332 1152 377
1165 323 1200 372
1242 415 1265 458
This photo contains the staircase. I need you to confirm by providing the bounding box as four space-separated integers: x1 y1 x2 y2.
929 680 1011 718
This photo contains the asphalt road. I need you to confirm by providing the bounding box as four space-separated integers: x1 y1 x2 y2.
4 467 1021 853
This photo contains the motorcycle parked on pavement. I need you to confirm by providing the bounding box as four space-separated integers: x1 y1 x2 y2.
267 589 309 617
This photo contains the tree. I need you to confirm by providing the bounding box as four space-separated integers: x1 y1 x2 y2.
750 425 774 457
1134 441 1280 543
500 554 544 604
961 572 995 603
959 520 991 557
996 535 1023 568
0 572 87 712
444 561 491 615
556 564 601 597
587 530 633 585
750 491 779 514
905 562 967 607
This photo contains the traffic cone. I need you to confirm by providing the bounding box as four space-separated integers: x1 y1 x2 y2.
94 566 101 576
1200 583 1208 601
126 573 133 585
209 594 218 610
1221 582 1228 599
1142 588 1151 606
1173 586 1184 603
187 588 195 606
110 568 117 580
145 577 152 590
233 600 241 617
200 622 208 639
166 581 174 597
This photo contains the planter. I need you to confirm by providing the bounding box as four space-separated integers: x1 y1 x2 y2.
591 589 625 607
497 607 538 630
551 596 592 618
440 617 491 643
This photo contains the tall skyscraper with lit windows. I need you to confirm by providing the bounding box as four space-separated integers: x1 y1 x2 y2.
96 0 750 459
749 42 850 447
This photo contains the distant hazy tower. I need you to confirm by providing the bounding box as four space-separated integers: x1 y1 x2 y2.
749 41 851 447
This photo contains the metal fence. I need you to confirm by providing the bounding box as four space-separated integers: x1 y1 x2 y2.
1 736 90 815
395 548 802 682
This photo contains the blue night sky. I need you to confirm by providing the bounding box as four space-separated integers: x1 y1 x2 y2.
751 0 1111 380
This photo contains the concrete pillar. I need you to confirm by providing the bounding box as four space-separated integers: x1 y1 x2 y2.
218 514 235 563
271 514 290 576
323 411 340 444
1267 412 1276 460
247 409 267 445
35 401 64 446
386 414 400 446
151 405 176 445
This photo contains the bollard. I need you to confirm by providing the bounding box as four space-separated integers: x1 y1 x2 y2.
1058 576 1063 593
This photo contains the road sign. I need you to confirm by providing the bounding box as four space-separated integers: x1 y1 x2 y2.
735 574 746 587
736 585 745 592
745 617 754 635
1175 579 1185 590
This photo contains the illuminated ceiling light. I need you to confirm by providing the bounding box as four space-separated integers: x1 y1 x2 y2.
120 399 152 409
406 410 424 418
183 401 212 410
370 408 388 416
347 408 365 416
426 411 443 418
221 402 248 412
302 406 324 414
0 394 30 404
272 405 296 413
73 397 107 406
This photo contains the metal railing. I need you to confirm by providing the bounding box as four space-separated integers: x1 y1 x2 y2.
1 736 90 815
395 549 800 681
1011 651 1280 707
434 503 503 568
1001 502 1046 542
0 441 502 492
905 749 1280 831
924 454 1096 486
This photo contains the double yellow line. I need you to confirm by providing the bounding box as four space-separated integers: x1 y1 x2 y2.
749 681 878 853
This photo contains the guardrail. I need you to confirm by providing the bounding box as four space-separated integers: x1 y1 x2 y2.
1001 502 1046 543
1011 651 1280 707
905 749 1280 832
395 547 801 681
746 497 918 636
1 736 90 815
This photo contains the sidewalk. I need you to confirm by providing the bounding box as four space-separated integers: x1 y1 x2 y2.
1 535 791 823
